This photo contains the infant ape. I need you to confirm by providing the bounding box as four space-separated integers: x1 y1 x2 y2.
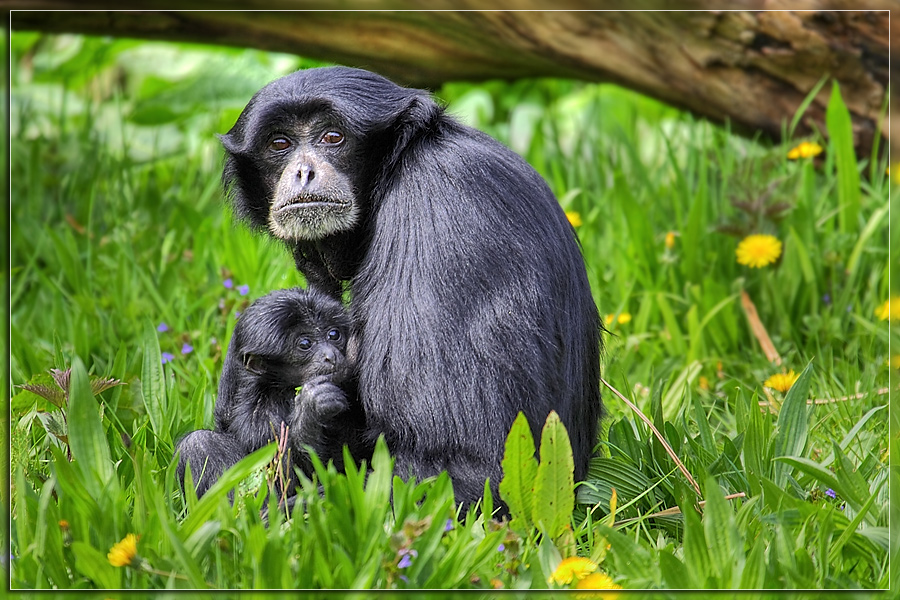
175 287 367 498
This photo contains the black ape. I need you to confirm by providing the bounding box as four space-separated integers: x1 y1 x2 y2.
220 67 602 508
175 287 367 498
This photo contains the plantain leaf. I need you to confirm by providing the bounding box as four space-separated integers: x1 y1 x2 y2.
140 318 169 445
772 361 813 487
67 357 115 493
499 411 538 532
532 411 575 539
702 476 740 587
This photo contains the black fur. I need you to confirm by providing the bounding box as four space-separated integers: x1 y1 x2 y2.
175 287 367 498
221 67 602 509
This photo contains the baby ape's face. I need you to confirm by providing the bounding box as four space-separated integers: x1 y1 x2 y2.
233 288 353 390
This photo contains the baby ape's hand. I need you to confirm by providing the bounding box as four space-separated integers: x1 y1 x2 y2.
297 375 349 420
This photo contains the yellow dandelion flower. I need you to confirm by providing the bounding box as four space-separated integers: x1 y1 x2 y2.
787 141 823 160
764 370 799 393
736 234 782 268
549 556 599 585
875 297 900 321
566 211 583 227
575 571 622 590
890 355 900 370
107 533 140 568
604 313 630 326
665 231 676 249
699 376 709 391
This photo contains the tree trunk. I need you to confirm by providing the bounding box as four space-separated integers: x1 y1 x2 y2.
9 7 891 155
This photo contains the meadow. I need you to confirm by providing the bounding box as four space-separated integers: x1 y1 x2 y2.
7 33 895 591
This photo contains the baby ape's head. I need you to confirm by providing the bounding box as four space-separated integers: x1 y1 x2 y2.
229 287 354 391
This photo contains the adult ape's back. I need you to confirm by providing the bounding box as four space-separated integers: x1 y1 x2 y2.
220 67 602 507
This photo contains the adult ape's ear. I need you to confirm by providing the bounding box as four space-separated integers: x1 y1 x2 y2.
385 96 444 168
374 95 445 196
218 131 240 155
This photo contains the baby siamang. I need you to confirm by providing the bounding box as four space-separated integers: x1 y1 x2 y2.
175 287 368 498
220 67 602 510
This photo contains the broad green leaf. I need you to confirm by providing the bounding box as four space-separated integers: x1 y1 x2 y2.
702 476 741 587
67 357 114 492
772 361 813 486
578 457 652 507
71 541 121 588
532 411 575 539
743 390 770 496
499 412 538 531
184 521 221 560
826 81 861 234
140 318 168 445
680 489 711 587
739 534 767 588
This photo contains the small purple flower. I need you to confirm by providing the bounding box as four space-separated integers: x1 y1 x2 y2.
238 284 250 296
157 322 169 333
497 544 505 552
444 519 454 532
825 488 836 499
397 548 417 569
224 278 234 289
181 343 194 355
399 575 409 584
822 293 831 305
235 311 241 319
161 352 175 364
846 304 853 313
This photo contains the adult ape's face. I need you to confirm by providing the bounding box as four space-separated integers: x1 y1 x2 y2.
220 99 365 242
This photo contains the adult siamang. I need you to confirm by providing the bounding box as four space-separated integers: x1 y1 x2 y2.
175 287 368 498
219 66 602 509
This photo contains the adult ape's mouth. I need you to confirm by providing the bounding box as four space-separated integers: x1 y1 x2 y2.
273 196 347 213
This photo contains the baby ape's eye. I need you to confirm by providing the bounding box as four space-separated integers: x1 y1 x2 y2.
320 131 344 145
327 329 342 342
298 338 312 351
269 137 291 151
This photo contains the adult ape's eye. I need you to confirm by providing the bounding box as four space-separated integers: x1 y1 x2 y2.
327 329 342 342
298 338 312 351
269 137 291 151
320 131 344 145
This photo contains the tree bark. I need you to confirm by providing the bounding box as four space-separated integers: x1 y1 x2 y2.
9 7 891 155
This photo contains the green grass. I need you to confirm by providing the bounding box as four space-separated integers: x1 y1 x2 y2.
7 33 894 591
